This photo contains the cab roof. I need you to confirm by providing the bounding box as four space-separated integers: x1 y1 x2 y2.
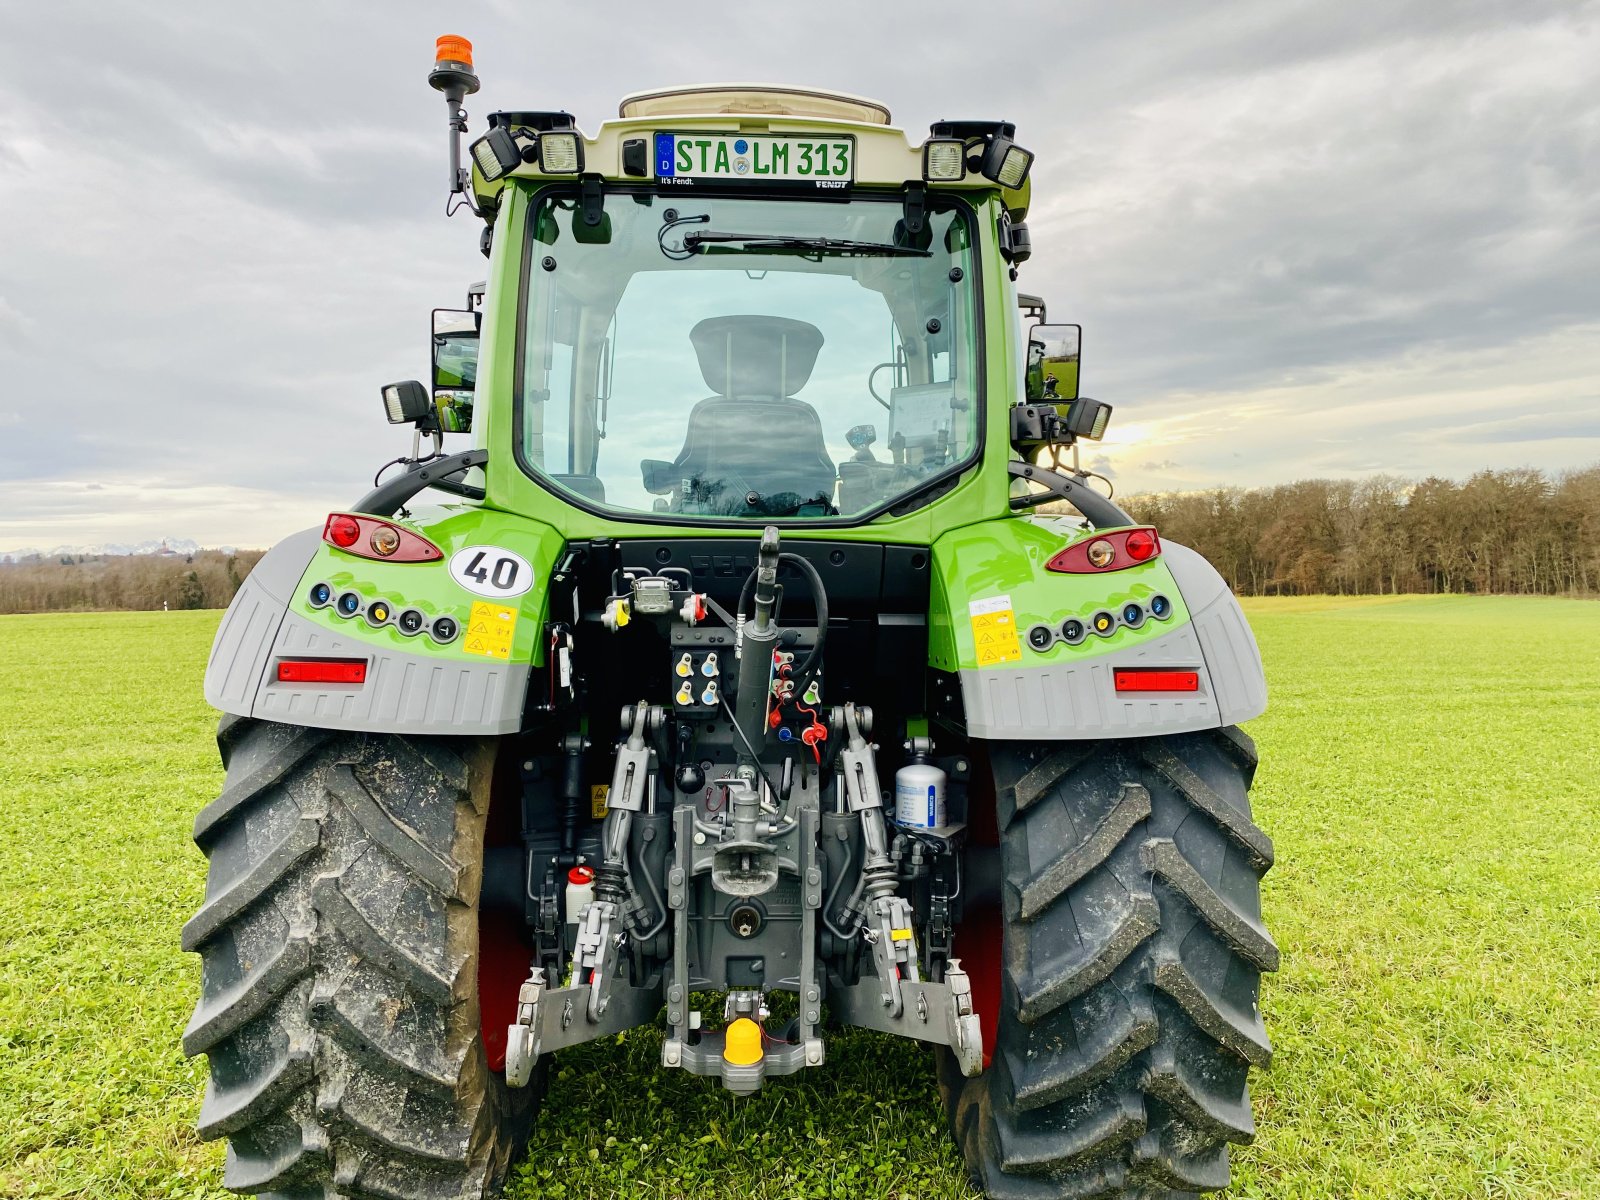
618 85 892 125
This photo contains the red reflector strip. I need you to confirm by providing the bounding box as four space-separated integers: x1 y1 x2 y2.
277 659 368 685
1114 669 1199 693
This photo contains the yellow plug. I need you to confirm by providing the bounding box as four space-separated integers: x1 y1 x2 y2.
723 1017 763 1066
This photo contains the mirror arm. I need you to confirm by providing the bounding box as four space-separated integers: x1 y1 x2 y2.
1007 460 1133 527
354 448 488 516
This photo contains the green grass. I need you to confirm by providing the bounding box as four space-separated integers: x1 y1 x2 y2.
2 597 1598 1198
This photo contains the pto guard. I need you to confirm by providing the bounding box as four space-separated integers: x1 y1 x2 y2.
204 507 561 735
929 519 1266 739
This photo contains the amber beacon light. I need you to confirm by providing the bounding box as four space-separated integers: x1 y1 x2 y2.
428 35 481 197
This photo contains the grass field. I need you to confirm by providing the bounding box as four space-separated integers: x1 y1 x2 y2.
2 596 1598 1199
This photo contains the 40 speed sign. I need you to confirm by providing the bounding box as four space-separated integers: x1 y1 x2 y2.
447 545 534 599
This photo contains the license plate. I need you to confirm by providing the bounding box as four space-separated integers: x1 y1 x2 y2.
653 133 853 186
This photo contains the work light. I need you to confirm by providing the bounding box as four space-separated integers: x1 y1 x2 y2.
921 138 965 181
538 131 583 173
1064 397 1112 441
980 133 1034 189
469 128 522 181
381 380 432 424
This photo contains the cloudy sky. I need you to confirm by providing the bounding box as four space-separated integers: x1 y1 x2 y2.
2 0 1596 551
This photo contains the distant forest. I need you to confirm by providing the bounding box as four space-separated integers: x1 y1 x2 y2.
2 465 1596 614
1123 465 1600 597
0 549 266 615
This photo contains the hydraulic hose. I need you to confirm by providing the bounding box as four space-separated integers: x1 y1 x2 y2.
778 552 828 686
738 551 829 684
821 830 866 941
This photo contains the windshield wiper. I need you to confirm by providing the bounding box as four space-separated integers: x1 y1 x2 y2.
680 231 930 258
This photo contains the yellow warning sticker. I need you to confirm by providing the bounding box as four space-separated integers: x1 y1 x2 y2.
590 784 610 819
463 601 518 660
968 594 1023 667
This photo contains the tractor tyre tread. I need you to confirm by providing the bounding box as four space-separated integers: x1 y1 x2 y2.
944 728 1274 1199
185 718 537 1200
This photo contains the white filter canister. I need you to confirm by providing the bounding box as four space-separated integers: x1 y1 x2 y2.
895 760 948 829
565 864 596 925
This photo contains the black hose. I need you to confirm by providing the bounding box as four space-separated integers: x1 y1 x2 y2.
738 570 756 622
777 552 827 686
737 551 828 694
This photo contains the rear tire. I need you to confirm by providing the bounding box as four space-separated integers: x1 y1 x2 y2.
183 717 540 1199
942 728 1276 1199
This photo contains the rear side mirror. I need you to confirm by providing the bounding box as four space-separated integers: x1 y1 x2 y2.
433 308 478 390
432 308 479 433
1026 323 1080 402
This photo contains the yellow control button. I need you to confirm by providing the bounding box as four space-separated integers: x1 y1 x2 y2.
723 1017 763 1066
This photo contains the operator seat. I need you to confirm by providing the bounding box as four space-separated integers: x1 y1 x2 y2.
642 315 836 511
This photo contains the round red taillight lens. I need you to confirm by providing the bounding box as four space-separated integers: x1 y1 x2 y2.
1125 529 1158 562
327 515 360 547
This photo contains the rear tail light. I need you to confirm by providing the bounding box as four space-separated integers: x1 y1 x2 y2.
1125 529 1158 562
277 659 368 684
1047 526 1161 573
322 513 443 562
1114 669 1199 693
326 515 360 547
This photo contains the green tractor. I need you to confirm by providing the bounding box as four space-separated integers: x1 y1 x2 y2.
185 37 1275 1200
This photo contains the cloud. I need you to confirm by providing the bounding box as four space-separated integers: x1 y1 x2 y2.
1099 322 1600 493
2 0 1597 549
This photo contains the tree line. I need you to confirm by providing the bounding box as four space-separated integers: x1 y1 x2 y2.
1122 465 1600 597
0 550 266 615
3 463 1596 613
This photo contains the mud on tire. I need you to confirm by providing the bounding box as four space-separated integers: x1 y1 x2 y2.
942 728 1276 1199
183 717 539 1199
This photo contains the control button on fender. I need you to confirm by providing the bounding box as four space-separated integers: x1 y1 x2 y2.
1027 624 1054 651
431 616 459 643
397 608 425 636
1060 618 1086 644
1091 611 1116 636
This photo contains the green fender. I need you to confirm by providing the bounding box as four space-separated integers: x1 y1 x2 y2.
204 504 564 734
929 515 1266 739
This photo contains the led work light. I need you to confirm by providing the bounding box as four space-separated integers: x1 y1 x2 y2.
1065 398 1113 441
921 137 965 181
469 128 522 181
980 132 1034 189
537 130 583 173
381 380 432 424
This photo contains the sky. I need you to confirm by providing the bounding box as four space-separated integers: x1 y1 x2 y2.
1 0 1597 551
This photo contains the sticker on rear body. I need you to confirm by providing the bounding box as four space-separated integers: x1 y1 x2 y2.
449 545 534 598
969 595 1023 667
463 601 517 660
